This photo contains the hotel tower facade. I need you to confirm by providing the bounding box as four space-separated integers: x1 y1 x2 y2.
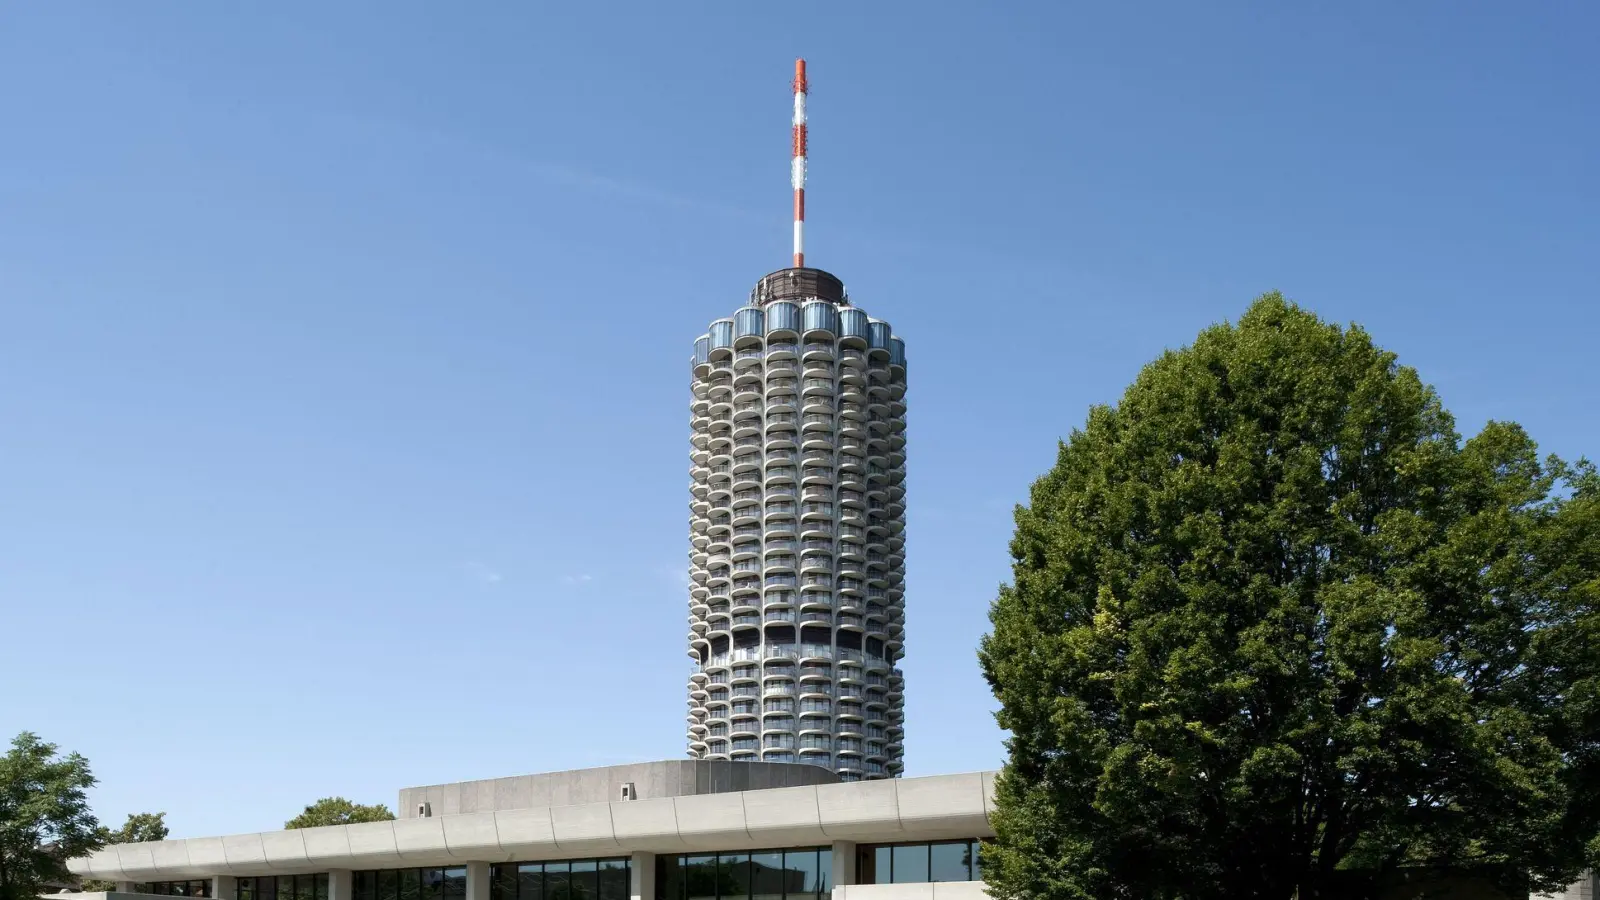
683 60 907 782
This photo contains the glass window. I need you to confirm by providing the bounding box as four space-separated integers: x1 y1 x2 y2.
400 869 422 900
544 861 570 900
721 854 750 900
443 869 466 900
492 867 518 900
749 852 783 900
354 873 373 900
787 849 825 900
570 861 597 900
518 864 542 900
929 843 969 882
377 871 397 900
890 846 928 884
598 860 628 900
421 869 444 900
240 880 257 900
315 874 330 900
866 847 891 886
657 855 682 900
260 877 278 900
683 855 717 900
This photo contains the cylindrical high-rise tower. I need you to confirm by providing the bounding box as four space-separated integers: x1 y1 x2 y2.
685 268 907 781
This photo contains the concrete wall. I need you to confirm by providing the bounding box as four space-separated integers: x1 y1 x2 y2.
70 771 994 882
398 761 839 817
1538 872 1598 900
834 883 986 900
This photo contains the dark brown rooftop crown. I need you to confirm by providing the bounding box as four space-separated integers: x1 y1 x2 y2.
749 267 847 306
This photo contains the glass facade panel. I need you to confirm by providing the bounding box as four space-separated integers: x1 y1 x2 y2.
493 866 519 900
400 869 422 900
570 860 598 900
765 303 800 334
890 846 928 884
517 864 542 900
695 336 711 366
721 854 749 900
657 848 829 900
929 843 969 883
735 308 764 338
801 302 838 335
788 848 825 900
656 855 682 900
420 868 444 900
598 859 629 900
858 841 983 885
260 876 279 900
710 321 734 349
544 862 571 900
682 855 718 900
443 868 467 900
139 881 213 897
867 321 891 350
377 871 398 900
749 852 784 900
839 309 869 341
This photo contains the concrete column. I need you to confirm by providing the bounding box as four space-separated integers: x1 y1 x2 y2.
830 841 857 895
465 863 491 900
630 852 656 900
213 876 238 900
328 870 353 900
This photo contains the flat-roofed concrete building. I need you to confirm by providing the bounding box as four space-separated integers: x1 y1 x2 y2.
61 762 995 900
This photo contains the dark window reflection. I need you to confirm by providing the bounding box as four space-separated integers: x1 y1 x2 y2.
857 841 985 885
597 860 628 900
655 848 829 900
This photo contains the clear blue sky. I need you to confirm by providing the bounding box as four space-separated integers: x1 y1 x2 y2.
2 2 1595 839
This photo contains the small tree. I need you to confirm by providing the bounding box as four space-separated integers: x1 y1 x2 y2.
103 813 167 846
980 295 1600 900
0 733 103 900
284 798 394 829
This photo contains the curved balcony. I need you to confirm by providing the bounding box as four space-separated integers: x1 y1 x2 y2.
799 555 833 575
802 342 835 361
798 591 834 611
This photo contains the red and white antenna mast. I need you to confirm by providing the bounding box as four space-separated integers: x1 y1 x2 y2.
791 58 808 268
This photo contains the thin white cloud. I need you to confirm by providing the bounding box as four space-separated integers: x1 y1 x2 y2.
463 561 504 585
562 574 594 586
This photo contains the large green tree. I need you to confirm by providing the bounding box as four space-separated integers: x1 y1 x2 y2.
284 798 394 829
0 733 104 900
979 295 1600 900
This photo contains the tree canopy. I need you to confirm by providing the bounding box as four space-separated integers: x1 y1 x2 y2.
80 813 172 891
0 732 103 900
979 295 1600 900
284 798 395 829
102 812 168 846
